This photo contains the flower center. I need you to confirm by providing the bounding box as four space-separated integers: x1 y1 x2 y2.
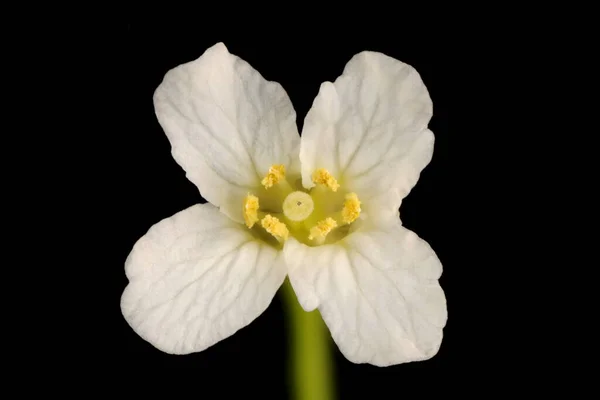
282 191 314 222
242 165 361 247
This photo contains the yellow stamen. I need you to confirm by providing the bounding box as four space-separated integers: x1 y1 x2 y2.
261 214 289 242
261 164 286 189
243 194 260 228
308 217 338 241
341 192 361 224
311 168 340 192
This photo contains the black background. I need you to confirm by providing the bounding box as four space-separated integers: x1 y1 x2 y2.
108 25 458 398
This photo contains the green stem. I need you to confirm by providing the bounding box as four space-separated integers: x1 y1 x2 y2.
281 278 335 400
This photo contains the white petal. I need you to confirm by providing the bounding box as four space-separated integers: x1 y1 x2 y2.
284 223 447 366
153 43 300 223
121 203 286 354
300 51 434 216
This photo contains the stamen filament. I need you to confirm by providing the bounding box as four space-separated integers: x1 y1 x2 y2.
308 217 338 244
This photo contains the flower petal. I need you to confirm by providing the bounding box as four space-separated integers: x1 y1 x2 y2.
284 222 447 366
121 203 286 354
154 43 300 223
300 51 433 215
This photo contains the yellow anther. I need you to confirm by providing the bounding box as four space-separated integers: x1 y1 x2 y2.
243 194 260 228
311 168 340 192
341 192 361 224
261 214 289 242
261 164 286 189
308 217 338 241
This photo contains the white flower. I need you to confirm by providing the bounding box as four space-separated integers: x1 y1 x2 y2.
121 42 447 366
